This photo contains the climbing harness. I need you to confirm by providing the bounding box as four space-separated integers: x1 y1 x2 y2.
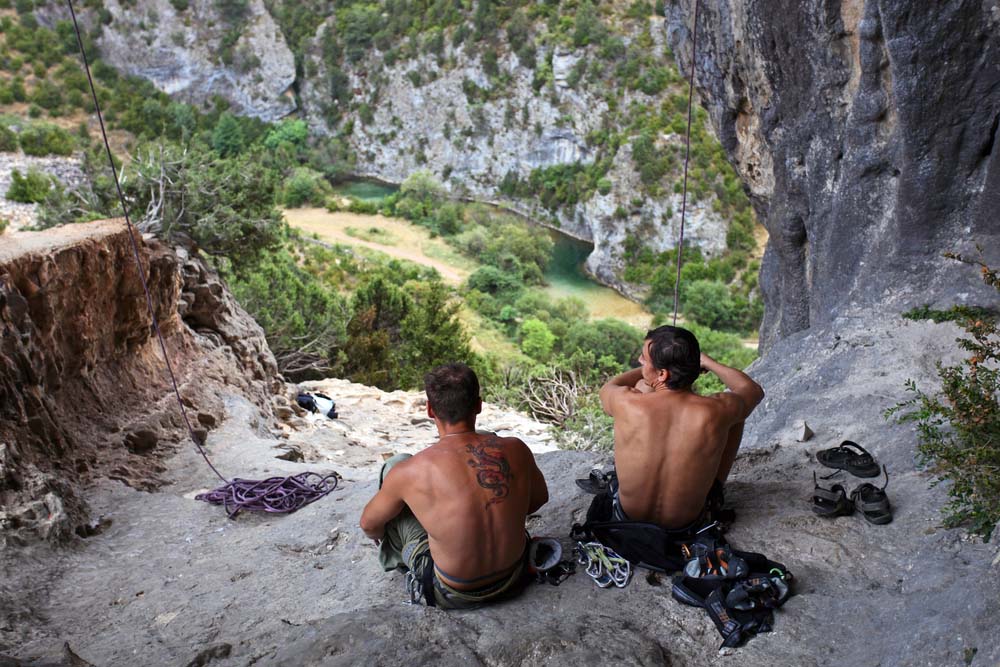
65 1 337 517
574 541 633 589
671 0 702 325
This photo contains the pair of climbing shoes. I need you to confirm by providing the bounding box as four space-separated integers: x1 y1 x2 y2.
671 546 793 649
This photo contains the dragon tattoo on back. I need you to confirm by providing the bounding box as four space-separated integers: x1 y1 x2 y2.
465 439 513 508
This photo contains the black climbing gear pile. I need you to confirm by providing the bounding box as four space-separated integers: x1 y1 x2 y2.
671 537 793 649
572 468 794 649
65 0 338 518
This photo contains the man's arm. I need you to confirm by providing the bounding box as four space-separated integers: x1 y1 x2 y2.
525 448 549 515
599 367 644 416
700 352 764 422
359 464 409 540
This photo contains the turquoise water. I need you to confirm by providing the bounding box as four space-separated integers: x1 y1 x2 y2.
542 231 651 326
331 180 399 202
544 232 594 289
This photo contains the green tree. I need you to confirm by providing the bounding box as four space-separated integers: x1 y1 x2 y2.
282 167 332 208
520 318 556 361
396 279 474 388
340 274 413 388
573 0 605 47
682 279 742 332
0 125 18 152
211 112 245 157
216 0 249 23
263 118 309 152
562 319 643 367
339 4 380 62
395 169 444 222
481 223 553 284
466 265 523 298
123 143 284 269
228 245 349 379
18 123 73 156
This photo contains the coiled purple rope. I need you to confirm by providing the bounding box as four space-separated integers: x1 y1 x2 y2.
195 472 340 519
66 0 339 519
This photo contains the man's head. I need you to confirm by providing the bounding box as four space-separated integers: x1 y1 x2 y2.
423 362 482 424
640 325 701 390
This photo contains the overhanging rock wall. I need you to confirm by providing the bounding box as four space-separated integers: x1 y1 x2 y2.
666 0 1000 351
0 220 281 546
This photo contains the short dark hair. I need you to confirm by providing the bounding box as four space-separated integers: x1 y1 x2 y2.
645 325 700 389
423 363 480 424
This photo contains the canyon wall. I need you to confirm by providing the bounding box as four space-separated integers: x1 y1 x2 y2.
665 0 1000 349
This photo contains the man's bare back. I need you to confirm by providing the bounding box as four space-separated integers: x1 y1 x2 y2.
600 329 764 529
371 432 546 588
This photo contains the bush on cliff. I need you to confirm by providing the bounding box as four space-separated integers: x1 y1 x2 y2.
6 168 52 203
282 167 333 208
888 252 1000 541
117 142 284 268
18 123 74 156
339 271 474 390
0 124 19 152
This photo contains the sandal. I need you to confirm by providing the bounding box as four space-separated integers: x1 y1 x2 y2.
811 471 854 518
850 466 892 525
815 440 881 478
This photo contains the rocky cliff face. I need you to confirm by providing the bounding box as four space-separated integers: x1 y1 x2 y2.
0 220 281 547
94 0 296 121
297 16 729 285
89 4 735 291
665 0 1000 350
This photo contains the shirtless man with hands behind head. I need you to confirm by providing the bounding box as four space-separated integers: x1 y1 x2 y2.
599 325 764 530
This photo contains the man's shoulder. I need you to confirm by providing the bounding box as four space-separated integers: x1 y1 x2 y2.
699 390 747 416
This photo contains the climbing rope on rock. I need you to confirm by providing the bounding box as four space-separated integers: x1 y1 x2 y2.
65 0 338 518
195 472 340 519
671 0 702 325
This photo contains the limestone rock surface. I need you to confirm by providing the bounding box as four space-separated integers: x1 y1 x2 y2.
3 312 999 666
0 220 280 548
665 0 1000 350
93 0 296 121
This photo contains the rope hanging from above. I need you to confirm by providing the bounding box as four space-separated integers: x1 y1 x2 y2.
65 0 338 517
671 0 702 326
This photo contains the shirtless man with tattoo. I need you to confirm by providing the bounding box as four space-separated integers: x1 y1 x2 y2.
599 325 764 530
360 363 549 608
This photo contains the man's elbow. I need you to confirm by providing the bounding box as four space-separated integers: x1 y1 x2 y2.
359 512 382 539
748 383 765 412
598 385 614 415
528 491 548 515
